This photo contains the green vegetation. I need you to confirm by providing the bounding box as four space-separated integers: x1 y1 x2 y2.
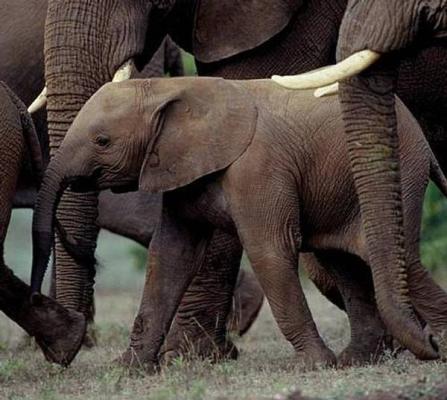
421 183 447 273
181 51 197 76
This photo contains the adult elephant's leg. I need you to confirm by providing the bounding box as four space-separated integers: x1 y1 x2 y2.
162 230 243 363
312 252 388 366
0 106 85 364
301 253 345 311
53 190 98 322
401 153 447 340
120 207 213 370
408 261 447 339
226 267 264 337
43 0 113 339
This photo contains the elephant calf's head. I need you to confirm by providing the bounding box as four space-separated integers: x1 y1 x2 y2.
31 77 257 295
58 82 152 193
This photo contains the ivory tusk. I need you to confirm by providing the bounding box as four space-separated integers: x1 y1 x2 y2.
271 50 381 90
314 83 339 98
112 59 135 82
28 87 47 114
28 60 135 114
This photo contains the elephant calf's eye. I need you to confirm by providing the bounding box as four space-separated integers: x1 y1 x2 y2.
95 134 110 147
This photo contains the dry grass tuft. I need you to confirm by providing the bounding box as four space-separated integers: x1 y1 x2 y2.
1 284 447 400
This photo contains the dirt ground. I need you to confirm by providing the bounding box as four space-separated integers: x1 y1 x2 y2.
1 281 447 400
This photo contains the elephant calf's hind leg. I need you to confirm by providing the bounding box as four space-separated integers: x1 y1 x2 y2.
161 230 242 364
313 252 388 367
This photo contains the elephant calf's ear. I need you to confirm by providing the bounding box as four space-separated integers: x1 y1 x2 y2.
139 78 258 193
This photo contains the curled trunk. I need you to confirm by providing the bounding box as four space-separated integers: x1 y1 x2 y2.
31 155 67 294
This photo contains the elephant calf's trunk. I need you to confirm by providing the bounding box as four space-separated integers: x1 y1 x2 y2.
31 157 68 296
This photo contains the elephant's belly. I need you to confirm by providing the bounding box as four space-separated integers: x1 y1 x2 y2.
299 180 366 260
303 224 367 263
167 176 237 235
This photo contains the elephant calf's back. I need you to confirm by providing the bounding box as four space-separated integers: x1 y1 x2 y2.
281 94 432 250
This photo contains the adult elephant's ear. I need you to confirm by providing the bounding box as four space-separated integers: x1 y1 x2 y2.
193 0 303 63
138 78 258 193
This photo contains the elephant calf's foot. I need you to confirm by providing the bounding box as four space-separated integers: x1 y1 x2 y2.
295 343 336 370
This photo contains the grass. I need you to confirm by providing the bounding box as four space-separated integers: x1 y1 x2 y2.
1 283 447 400
3 208 447 399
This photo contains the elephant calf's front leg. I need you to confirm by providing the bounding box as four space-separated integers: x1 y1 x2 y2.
120 207 212 370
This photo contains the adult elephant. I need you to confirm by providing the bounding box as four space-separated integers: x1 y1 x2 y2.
0 81 85 366
272 0 447 356
36 0 447 364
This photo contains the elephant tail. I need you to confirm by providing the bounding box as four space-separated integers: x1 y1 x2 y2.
429 150 447 199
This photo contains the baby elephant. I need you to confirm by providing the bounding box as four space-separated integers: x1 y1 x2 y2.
0 82 85 366
31 77 446 369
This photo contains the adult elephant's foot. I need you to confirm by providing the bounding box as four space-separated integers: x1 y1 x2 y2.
160 268 263 364
337 287 390 367
33 297 87 366
160 327 238 365
296 343 337 370
82 322 98 348
117 347 159 373
337 334 391 367
161 294 239 364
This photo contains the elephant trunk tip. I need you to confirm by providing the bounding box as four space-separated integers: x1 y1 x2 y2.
398 320 440 360
30 291 43 306
377 294 440 360
423 332 440 360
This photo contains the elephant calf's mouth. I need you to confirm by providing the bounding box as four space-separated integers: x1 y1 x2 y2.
110 181 139 193
69 176 99 193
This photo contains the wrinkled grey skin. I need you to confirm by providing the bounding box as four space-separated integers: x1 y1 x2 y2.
41 0 447 364
31 78 447 368
41 0 347 361
0 82 85 366
0 0 264 354
1 2 226 348
334 0 447 358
